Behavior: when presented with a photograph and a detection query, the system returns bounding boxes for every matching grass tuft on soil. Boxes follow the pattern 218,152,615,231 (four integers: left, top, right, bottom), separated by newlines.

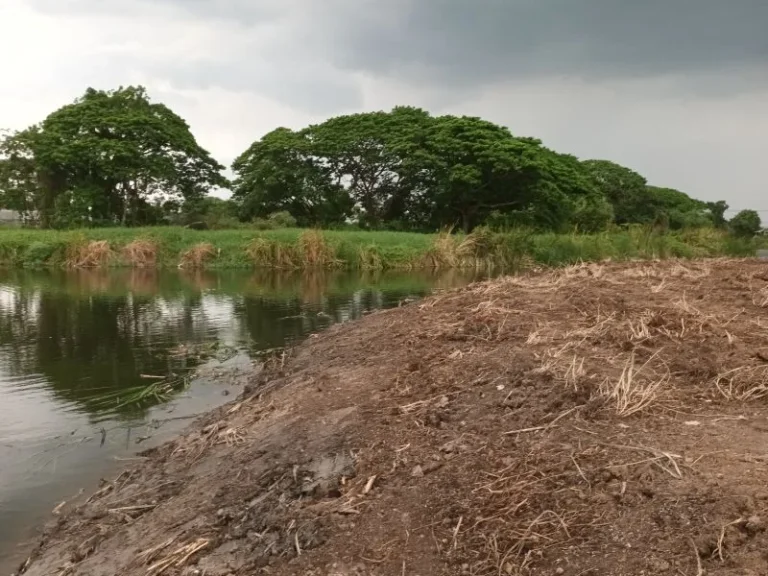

17,258,768,576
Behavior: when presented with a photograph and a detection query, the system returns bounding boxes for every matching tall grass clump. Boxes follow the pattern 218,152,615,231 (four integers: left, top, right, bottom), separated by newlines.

245,238,299,269
453,227,534,270
422,230,462,268
66,239,114,268
121,239,158,268
357,245,384,269
178,242,217,269
298,230,340,268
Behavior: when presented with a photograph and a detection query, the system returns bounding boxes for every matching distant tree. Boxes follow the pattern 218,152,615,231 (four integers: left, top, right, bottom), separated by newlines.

570,195,615,232
233,109,601,233
646,186,710,230
582,160,650,225
231,127,352,226
182,196,238,228
0,128,40,223
0,86,227,228
307,106,433,227
729,209,761,238
706,200,729,229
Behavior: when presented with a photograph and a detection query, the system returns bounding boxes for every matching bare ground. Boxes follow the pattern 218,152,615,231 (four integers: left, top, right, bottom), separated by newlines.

16,259,768,576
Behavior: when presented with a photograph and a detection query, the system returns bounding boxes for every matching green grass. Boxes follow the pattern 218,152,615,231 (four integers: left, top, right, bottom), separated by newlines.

0,225,762,270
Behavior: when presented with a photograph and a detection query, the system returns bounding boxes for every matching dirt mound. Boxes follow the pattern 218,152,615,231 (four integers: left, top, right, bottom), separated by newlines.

17,259,768,576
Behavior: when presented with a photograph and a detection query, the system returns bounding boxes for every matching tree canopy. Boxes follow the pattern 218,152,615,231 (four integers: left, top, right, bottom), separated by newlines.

232,108,608,232
729,209,762,238
0,86,227,227
1,89,739,233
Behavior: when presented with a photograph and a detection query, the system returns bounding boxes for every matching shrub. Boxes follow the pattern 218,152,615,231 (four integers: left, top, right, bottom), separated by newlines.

25,241,56,266
267,211,298,228
729,210,761,238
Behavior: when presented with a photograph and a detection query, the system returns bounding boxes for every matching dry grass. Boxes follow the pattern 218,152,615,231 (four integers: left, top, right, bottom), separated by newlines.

598,352,670,416
121,239,157,268
298,230,340,268
144,538,209,576
178,243,217,269
358,245,383,270
66,240,114,268
246,238,299,269
423,230,461,268
712,365,768,401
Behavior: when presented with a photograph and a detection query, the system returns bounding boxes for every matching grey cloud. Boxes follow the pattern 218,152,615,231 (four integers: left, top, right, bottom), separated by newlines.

27,0,282,23
41,0,767,87
154,59,364,115
26,0,768,110
314,0,768,88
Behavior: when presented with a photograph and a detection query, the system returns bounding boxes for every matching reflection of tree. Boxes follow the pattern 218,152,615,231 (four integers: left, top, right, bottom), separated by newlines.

0,267,488,422
0,288,214,421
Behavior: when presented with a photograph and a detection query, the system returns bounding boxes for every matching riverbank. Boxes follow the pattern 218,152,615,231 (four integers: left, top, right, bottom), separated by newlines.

16,258,768,575
0,226,759,270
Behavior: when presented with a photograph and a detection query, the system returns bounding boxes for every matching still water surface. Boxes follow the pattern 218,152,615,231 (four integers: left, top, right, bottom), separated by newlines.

0,267,490,572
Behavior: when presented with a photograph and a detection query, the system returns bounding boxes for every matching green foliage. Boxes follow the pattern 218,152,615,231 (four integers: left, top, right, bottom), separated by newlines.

0,226,761,271
231,127,352,226
570,195,615,233
582,159,649,225
267,211,298,228
251,211,300,230
0,86,227,228
707,201,729,228
0,90,753,238
729,209,762,238
24,241,57,267
233,108,601,234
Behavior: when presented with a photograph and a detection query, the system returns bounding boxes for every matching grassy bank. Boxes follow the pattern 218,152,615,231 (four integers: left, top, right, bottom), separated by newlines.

0,226,761,270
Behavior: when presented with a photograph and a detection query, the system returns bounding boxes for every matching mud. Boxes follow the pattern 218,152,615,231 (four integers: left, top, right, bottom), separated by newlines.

15,259,768,575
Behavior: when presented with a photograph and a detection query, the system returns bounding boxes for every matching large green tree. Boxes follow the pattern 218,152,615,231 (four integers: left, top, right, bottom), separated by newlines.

233,109,602,232
581,159,651,225
646,186,710,229
729,209,762,238
231,127,352,226
0,128,40,223
307,106,433,227
0,86,227,228
706,200,729,229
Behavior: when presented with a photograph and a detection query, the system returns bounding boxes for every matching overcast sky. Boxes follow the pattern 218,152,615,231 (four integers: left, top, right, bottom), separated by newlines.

1,0,766,213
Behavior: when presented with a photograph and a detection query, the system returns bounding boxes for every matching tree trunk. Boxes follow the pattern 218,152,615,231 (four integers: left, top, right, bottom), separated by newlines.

462,211,472,233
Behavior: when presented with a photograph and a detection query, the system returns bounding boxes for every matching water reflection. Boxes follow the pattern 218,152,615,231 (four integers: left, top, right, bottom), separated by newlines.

0,267,489,572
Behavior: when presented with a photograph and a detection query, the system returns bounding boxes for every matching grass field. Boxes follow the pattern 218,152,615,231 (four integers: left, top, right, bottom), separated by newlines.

0,226,760,270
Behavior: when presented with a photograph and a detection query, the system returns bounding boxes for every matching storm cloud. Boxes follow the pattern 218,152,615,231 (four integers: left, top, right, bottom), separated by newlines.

3,0,768,212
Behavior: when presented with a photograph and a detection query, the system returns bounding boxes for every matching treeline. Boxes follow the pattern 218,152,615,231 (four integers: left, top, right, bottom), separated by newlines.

0,86,760,236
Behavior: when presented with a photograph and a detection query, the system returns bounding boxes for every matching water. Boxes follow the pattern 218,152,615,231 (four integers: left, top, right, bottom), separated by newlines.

0,267,490,572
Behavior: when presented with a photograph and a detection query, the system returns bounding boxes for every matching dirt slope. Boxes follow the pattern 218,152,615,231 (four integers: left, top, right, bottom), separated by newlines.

17,259,768,576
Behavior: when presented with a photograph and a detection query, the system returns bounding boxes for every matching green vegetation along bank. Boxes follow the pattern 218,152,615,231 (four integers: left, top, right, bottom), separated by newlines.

1,85,762,239
0,226,762,270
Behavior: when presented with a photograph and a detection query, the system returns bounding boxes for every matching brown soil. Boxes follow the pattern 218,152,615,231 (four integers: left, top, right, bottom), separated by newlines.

16,259,768,576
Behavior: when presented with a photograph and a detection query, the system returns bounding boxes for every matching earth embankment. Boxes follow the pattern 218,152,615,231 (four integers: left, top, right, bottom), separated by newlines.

17,259,768,576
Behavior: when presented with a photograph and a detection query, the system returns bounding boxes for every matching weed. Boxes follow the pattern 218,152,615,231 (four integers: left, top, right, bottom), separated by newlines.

122,239,158,268
66,240,114,268
179,243,217,269
298,230,340,267
358,245,383,269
